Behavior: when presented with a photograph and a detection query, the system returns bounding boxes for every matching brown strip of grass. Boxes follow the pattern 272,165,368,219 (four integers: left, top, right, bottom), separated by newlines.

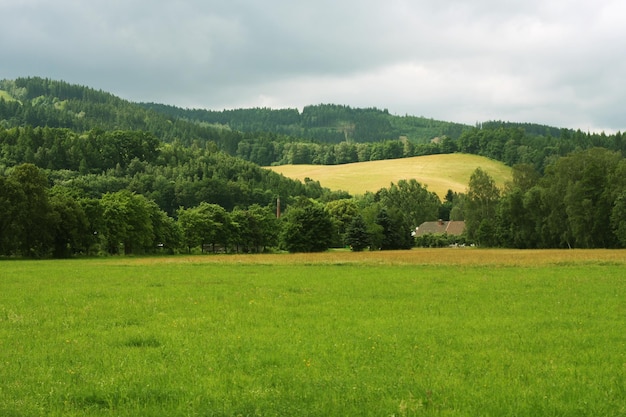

110,248,626,267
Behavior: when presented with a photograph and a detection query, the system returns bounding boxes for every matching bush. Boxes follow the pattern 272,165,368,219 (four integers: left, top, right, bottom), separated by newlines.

414,233,468,248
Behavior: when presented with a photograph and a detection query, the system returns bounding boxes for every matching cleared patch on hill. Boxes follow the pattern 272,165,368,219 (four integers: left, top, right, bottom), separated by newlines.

0,90,16,101
265,153,512,198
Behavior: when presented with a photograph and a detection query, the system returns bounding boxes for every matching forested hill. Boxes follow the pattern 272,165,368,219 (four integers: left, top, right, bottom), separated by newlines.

0,77,467,163
2,77,468,150
0,77,245,153
4,77,624,173
0,77,341,213
138,101,623,173
138,102,469,144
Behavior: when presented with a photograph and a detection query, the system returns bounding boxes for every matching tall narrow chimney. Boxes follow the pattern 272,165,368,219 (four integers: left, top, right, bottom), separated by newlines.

276,196,281,218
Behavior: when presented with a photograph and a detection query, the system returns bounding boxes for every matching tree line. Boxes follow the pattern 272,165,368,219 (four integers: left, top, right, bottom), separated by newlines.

0,126,338,215
456,124,626,173
0,162,445,257
0,163,281,257
139,102,467,144
235,135,447,166
463,148,626,249
5,145,625,259
424,148,626,249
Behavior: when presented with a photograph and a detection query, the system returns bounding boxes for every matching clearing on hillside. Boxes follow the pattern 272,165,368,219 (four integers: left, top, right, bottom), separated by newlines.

0,90,16,101
265,153,512,198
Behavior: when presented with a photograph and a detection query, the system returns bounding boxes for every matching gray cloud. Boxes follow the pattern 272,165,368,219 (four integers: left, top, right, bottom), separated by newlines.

1,0,624,132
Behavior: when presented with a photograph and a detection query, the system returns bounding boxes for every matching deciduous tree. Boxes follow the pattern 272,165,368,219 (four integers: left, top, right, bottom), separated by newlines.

8,164,55,256
280,198,332,252
465,168,500,246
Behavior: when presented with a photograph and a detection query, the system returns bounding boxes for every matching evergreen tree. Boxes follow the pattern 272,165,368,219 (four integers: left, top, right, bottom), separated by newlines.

344,214,371,251
376,207,413,250
611,191,626,247
0,174,25,255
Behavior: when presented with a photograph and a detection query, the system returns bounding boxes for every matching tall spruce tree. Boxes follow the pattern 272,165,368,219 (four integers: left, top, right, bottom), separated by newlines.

344,214,371,251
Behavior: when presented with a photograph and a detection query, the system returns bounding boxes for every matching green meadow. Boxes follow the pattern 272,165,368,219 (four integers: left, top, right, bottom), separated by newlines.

1,250,625,416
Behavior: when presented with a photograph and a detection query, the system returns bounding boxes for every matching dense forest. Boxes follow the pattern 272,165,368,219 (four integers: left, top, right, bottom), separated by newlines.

1,76,625,257
140,102,626,172
139,102,468,144
3,77,624,170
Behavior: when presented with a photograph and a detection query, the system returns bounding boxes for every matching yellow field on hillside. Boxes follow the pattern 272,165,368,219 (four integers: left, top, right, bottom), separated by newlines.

265,153,512,198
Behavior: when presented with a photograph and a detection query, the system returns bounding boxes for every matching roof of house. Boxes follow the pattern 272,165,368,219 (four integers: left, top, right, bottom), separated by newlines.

415,220,465,236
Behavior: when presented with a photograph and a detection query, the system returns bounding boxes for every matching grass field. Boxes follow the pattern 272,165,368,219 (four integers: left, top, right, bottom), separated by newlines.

1,249,625,416
264,154,512,198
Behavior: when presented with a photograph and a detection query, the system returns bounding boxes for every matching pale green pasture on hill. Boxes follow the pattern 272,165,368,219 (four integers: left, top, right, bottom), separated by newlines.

0,253,625,416
265,154,512,198
0,90,16,101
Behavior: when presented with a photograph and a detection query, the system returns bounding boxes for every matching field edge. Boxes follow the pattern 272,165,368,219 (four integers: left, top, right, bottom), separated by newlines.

86,248,626,267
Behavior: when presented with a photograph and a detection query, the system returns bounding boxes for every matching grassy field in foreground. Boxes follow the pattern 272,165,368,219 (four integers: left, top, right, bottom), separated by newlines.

265,154,512,198
1,249,625,416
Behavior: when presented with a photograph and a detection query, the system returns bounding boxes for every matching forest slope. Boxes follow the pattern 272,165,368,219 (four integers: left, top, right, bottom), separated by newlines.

265,153,512,198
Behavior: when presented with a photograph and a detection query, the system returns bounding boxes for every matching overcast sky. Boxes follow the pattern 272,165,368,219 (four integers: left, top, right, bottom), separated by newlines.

1,0,624,132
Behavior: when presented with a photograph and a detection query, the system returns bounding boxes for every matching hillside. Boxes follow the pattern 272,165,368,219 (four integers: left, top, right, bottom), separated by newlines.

0,77,243,152
0,90,15,101
265,153,512,198
0,78,338,216
140,102,469,144
5,77,622,174
2,77,625,256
